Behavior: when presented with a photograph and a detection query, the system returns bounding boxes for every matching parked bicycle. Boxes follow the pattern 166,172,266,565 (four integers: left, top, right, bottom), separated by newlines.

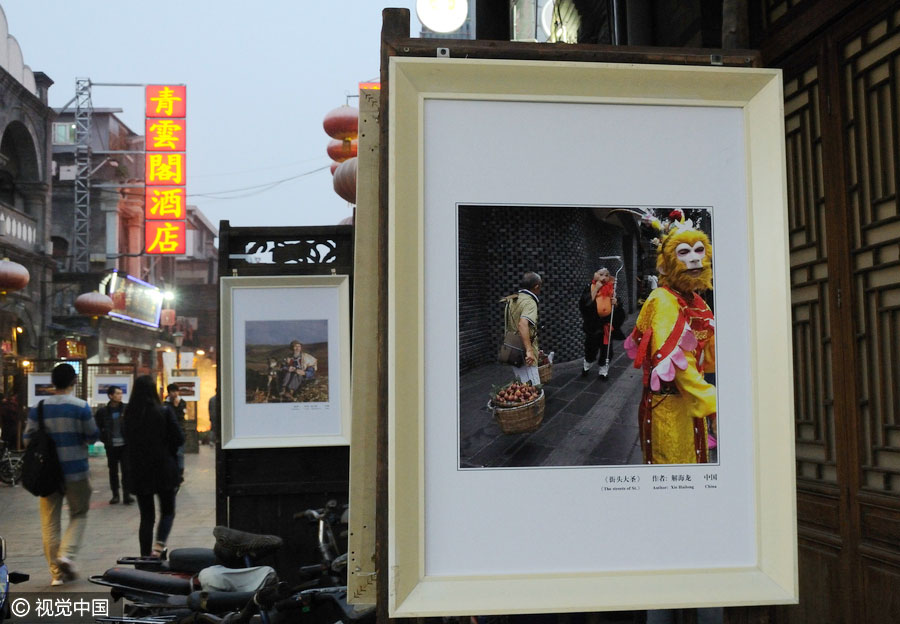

89,501,352,619
0,441,22,486
1,535,30,622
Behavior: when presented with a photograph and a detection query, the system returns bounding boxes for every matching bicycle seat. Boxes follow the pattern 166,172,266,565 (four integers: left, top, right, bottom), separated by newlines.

168,548,219,573
212,526,283,561
100,566,198,595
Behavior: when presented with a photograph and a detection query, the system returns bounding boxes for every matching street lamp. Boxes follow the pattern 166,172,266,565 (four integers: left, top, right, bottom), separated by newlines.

172,331,184,371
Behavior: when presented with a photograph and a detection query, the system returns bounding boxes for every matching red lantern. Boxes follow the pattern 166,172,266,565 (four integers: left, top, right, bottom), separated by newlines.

330,161,341,175
327,139,358,163
0,258,29,293
160,308,176,327
338,215,354,225
323,105,359,141
74,291,114,316
333,157,357,204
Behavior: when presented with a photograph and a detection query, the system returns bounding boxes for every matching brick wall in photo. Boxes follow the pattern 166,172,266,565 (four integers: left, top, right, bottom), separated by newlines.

458,205,638,374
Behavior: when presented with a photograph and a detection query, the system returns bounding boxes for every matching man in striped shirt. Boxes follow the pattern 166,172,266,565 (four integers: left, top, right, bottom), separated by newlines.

24,363,98,586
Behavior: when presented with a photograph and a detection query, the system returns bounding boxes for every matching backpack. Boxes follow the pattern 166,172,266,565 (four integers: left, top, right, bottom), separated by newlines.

21,401,66,497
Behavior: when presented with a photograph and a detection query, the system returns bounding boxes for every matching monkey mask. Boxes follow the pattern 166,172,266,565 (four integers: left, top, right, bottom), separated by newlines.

656,225,713,294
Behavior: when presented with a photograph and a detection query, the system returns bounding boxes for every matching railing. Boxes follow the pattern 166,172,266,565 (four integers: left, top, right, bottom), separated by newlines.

0,202,38,253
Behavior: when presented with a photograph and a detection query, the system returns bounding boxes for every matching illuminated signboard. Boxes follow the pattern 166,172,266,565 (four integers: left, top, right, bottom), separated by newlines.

145,187,186,220
145,153,186,185
145,118,185,151
145,221,187,255
145,85,186,118
57,339,88,359
101,271,164,328
145,84,187,255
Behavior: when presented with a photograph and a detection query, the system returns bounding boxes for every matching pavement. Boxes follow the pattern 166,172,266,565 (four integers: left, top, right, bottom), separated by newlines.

460,347,645,469
0,444,216,592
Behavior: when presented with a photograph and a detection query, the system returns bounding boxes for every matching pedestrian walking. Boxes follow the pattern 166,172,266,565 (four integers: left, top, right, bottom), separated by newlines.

164,383,186,484
125,375,185,557
0,391,20,450
23,363,99,586
94,385,133,505
207,388,219,446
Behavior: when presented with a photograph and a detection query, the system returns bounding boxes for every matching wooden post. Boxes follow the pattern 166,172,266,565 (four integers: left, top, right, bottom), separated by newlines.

377,11,410,622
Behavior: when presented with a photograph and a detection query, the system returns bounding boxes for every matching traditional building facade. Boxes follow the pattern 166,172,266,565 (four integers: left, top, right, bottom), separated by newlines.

0,6,54,398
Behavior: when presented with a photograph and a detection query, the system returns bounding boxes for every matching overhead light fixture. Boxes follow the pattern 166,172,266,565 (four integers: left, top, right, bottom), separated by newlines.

14,326,23,334
416,0,468,33
195,349,205,356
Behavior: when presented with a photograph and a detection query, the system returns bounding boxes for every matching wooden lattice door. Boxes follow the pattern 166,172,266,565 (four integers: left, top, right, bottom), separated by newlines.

767,3,900,623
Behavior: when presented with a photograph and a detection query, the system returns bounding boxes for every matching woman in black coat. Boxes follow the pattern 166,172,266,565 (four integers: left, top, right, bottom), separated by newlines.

124,375,185,556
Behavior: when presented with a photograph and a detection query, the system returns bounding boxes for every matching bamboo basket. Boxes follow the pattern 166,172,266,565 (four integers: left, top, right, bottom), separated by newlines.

489,390,545,434
538,362,553,384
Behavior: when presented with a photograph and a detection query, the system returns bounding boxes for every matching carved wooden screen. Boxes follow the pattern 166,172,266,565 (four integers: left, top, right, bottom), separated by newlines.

842,9,900,496
772,54,850,624
839,12,900,622
785,64,840,486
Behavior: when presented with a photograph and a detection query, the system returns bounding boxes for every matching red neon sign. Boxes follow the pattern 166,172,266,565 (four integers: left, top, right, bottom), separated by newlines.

145,187,186,220
145,221,187,255
146,153,186,186
145,84,187,255
145,118,186,152
145,85,186,118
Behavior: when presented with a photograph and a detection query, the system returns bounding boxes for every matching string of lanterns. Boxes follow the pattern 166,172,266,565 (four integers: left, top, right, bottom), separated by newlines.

323,104,359,205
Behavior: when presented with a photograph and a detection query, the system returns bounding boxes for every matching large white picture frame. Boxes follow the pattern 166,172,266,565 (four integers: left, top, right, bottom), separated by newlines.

93,374,133,405
220,275,351,449
26,373,54,408
388,58,796,615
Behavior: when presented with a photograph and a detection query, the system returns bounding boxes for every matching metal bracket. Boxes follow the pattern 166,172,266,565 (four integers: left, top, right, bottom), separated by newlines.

437,47,450,58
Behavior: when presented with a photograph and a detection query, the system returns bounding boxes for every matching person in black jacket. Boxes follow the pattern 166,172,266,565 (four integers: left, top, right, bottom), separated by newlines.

94,386,133,505
124,375,185,557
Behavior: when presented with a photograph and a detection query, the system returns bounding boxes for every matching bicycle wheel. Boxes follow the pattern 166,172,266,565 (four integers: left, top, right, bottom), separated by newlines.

0,459,14,484
10,457,22,485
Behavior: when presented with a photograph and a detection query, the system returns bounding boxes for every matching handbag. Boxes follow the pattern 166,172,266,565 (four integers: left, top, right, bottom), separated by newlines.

21,401,66,497
497,300,526,366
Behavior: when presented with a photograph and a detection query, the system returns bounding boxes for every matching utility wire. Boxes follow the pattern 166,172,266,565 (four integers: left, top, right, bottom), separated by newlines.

191,156,328,179
188,164,330,200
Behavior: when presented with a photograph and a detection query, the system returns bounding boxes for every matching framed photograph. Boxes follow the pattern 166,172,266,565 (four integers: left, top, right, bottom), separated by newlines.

27,373,54,407
93,374,133,405
168,376,200,401
220,275,351,448
388,58,796,615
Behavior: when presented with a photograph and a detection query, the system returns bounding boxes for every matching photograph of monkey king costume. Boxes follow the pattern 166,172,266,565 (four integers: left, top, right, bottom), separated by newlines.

625,211,716,464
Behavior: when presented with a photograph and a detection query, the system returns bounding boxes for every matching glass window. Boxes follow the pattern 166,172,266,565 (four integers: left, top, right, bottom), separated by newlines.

53,122,77,144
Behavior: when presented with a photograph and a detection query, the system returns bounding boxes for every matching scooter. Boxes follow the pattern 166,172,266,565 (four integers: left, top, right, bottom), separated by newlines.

0,535,29,622
89,502,348,618
95,582,374,624
597,254,624,379
89,526,284,613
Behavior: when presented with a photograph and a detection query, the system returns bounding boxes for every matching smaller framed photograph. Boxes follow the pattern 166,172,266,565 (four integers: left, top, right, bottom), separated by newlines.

220,274,351,448
27,373,54,407
94,374,133,405
168,376,200,401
